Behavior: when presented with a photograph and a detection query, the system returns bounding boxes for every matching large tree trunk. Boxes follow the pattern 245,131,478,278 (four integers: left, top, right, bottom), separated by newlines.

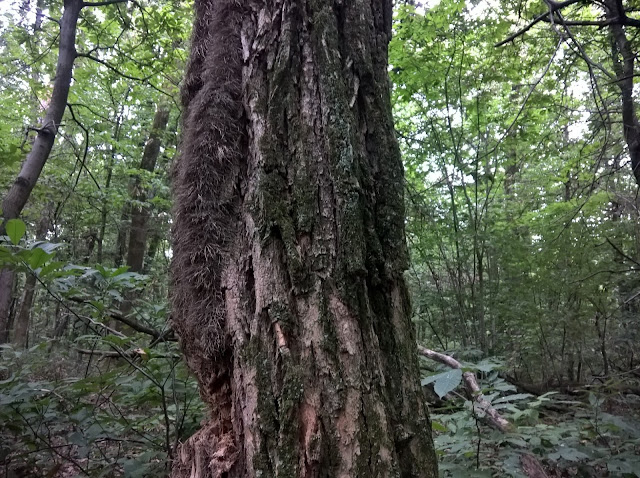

170,1,438,477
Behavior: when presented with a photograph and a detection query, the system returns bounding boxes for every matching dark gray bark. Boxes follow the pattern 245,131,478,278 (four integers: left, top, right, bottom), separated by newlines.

1,0,82,223
606,0,640,185
125,105,170,273
171,1,438,477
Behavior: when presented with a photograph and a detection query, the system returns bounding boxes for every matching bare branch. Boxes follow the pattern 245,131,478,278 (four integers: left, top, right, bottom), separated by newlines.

496,0,587,47
76,52,152,82
82,0,127,7
68,295,176,341
75,52,174,99
418,346,513,432
605,236,640,267
76,348,179,359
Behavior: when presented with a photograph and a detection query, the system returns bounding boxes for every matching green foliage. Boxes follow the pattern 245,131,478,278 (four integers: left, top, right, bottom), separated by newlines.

2,0,640,475
6,219,26,245
0,342,204,476
423,368,464,398
425,359,640,477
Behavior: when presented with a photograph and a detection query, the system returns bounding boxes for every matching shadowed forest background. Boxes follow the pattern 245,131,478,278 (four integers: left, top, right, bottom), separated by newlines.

1,0,640,476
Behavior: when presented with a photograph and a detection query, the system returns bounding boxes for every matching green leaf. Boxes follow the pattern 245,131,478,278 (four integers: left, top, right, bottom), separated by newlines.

432,420,447,432
493,393,532,404
6,219,26,245
39,261,64,278
30,241,64,254
27,248,53,270
548,446,589,462
434,369,462,398
474,359,503,373
423,369,463,398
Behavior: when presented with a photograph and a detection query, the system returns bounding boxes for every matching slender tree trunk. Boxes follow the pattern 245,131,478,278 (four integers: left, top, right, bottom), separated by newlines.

171,1,438,477
97,98,127,264
125,105,170,273
607,0,640,185
0,270,15,344
1,0,81,222
13,207,51,348
143,225,161,274
0,0,82,344
119,105,170,321
114,206,130,268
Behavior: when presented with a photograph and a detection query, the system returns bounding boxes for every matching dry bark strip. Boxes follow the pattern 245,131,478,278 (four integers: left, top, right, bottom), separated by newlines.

520,453,550,478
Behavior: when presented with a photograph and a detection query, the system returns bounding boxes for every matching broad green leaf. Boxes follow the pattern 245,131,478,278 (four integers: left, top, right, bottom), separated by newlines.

548,447,589,462
26,248,53,270
423,369,463,398
6,219,26,245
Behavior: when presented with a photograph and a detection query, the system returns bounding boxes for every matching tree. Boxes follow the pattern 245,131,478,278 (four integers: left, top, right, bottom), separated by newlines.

0,0,115,342
0,0,82,342
170,0,438,476
497,0,640,185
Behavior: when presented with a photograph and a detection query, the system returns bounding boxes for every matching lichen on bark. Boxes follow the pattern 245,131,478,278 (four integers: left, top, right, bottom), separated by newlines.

170,0,438,477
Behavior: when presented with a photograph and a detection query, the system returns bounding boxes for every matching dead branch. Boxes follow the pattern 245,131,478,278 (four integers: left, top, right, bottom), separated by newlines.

418,346,512,432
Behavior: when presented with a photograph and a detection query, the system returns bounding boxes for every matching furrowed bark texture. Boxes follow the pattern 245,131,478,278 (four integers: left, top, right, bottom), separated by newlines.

171,1,438,477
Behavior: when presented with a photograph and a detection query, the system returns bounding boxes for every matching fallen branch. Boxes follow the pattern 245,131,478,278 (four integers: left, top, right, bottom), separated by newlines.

68,295,175,341
417,346,512,432
520,453,550,478
76,347,179,359
417,347,554,476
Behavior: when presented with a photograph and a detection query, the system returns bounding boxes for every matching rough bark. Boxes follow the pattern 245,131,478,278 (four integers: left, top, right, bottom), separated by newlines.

170,1,438,477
